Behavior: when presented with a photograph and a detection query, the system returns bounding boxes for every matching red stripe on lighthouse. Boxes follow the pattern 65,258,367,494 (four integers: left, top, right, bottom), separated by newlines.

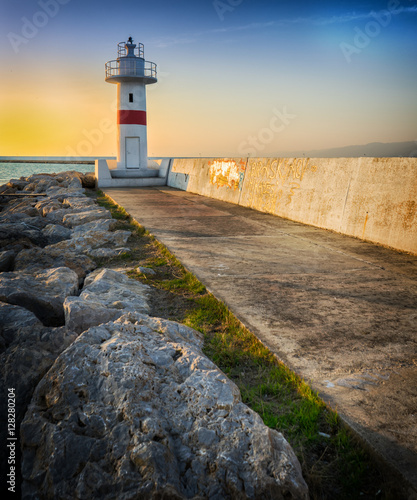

118,110,147,125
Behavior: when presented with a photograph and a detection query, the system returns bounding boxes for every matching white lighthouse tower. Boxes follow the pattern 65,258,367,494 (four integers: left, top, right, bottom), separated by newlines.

95,37,169,187
106,37,157,174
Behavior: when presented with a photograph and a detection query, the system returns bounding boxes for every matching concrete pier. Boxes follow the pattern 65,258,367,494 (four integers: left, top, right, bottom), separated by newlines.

104,185,417,496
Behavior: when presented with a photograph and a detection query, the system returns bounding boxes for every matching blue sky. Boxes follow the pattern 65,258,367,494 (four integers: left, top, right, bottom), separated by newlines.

1,0,416,156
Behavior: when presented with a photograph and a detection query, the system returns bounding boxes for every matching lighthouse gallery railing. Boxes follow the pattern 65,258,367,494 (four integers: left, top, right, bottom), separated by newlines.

105,60,157,80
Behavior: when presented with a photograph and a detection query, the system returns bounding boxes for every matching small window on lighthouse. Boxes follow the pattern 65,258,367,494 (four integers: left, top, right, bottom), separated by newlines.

129,93,134,103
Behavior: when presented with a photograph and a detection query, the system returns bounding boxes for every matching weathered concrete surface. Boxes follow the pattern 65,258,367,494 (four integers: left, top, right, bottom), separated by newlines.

167,157,417,254
105,186,417,497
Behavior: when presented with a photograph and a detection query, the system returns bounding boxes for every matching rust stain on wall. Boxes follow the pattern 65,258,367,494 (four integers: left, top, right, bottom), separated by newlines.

208,159,246,190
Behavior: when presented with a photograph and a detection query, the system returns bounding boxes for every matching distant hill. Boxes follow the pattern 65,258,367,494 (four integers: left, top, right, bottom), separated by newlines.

278,141,417,158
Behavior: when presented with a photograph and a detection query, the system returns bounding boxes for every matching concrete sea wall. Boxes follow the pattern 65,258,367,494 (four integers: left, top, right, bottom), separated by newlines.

167,157,417,255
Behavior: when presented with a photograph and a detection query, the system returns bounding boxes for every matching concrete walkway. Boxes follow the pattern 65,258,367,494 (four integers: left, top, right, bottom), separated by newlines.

104,186,417,496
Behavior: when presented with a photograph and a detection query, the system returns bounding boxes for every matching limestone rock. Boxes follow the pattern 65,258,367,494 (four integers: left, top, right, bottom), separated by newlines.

82,268,149,310
35,198,64,217
71,218,117,235
81,171,96,188
0,250,15,272
62,207,112,227
137,266,157,276
14,246,96,281
62,196,96,209
63,296,123,334
0,303,77,478
41,224,72,245
64,268,149,333
6,178,28,190
45,185,85,198
0,211,48,229
0,198,40,217
87,247,131,259
21,313,308,499
47,230,131,254
0,267,79,326
0,222,47,248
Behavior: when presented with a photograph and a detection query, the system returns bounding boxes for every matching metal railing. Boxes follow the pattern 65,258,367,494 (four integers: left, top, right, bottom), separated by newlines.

105,60,157,80
117,41,144,59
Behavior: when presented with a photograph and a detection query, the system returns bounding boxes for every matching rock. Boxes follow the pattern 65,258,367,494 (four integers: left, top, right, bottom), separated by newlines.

81,268,149,311
0,222,48,248
63,296,122,334
21,313,308,499
47,230,131,254
41,224,72,245
0,250,15,272
0,267,79,326
71,218,117,235
137,266,157,276
1,198,40,217
7,179,28,190
14,246,96,281
0,212,48,229
0,303,77,478
43,207,72,224
63,268,150,333
32,178,59,193
81,172,96,188
0,184,17,195
87,247,131,259
62,207,112,227
62,196,96,209
45,185,85,198
35,198,63,216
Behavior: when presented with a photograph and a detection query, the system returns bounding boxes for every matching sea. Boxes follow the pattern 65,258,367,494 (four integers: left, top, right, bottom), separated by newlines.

0,161,95,186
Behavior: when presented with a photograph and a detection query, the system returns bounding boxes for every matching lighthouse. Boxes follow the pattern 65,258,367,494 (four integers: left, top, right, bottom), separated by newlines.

105,37,157,175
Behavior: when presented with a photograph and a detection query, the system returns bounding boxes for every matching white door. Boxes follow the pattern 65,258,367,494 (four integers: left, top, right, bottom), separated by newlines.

126,137,140,168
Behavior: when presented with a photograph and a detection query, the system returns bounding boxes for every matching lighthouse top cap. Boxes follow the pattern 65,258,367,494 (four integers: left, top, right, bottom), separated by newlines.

117,37,144,59
105,37,157,84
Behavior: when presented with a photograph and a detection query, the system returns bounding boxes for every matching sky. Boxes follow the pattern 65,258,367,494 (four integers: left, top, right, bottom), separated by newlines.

0,0,416,158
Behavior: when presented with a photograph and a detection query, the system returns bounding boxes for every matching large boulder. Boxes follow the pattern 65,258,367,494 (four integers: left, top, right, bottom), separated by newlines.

21,313,308,499
0,267,79,326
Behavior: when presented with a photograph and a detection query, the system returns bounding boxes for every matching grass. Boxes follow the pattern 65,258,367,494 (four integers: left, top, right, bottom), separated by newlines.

93,189,403,500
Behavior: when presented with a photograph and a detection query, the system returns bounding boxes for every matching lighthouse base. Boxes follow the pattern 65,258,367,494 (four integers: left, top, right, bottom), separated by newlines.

95,159,171,188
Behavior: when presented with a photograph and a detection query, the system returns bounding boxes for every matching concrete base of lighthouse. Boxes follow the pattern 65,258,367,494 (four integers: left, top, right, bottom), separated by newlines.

95,158,171,188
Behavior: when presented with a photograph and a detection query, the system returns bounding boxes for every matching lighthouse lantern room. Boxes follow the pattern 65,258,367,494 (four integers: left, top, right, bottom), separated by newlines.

105,37,157,174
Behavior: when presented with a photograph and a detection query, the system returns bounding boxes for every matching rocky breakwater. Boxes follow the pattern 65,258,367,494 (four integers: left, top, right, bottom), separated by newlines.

0,172,309,499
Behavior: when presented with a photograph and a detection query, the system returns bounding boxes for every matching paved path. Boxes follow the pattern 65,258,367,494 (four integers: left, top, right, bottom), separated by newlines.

104,186,417,495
